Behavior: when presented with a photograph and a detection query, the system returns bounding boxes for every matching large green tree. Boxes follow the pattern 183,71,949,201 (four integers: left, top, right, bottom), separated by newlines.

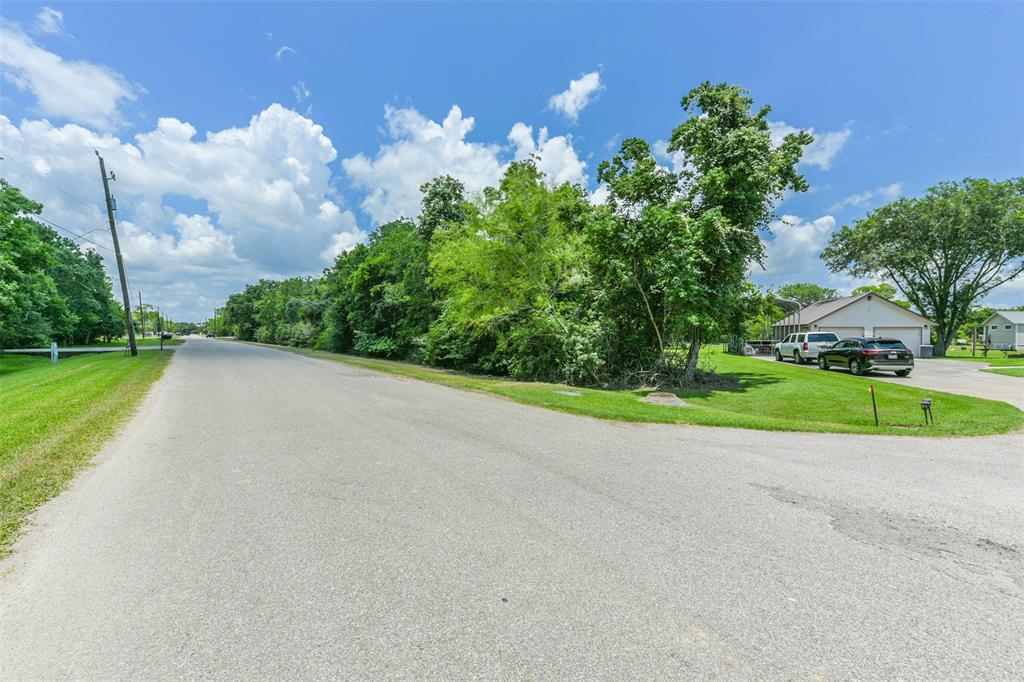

591,138,695,376
430,161,598,382
822,178,1024,356
0,180,74,348
667,82,812,377
850,283,910,309
777,282,838,307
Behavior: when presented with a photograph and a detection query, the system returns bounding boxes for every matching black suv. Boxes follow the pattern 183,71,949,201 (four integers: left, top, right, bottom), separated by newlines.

817,337,914,377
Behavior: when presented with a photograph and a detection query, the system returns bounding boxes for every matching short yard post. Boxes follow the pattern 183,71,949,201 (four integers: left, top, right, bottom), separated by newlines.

50,341,58,365
869,385,879,427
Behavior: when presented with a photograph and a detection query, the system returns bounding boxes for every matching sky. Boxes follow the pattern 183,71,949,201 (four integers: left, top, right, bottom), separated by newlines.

1,1,1022,321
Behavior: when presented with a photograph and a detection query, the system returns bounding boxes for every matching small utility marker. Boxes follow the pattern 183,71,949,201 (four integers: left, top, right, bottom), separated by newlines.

869,385,879,427
920,398,934,425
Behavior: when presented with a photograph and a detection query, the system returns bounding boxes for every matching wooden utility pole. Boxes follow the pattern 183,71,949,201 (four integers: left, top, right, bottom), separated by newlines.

138,291,145,338
97,152,137,356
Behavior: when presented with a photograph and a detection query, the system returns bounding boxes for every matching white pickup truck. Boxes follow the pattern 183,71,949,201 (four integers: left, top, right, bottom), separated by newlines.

774,332,841,363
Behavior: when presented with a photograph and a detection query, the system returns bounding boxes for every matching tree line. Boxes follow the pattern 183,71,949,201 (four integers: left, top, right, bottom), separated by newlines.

220,82,811,386
1,180,125,348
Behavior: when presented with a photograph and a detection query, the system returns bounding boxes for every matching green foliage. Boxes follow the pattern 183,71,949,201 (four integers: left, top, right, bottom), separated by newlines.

219,82,814,387
851,283,910,308
0,180,124,348
417,175,472,242
823,177,1024,356
430,161,601,382
345,219,432,358
778,282,838,307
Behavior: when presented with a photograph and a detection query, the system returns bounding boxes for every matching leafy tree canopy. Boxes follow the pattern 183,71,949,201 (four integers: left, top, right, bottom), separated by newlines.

822,177,1024,356
777,282,838,307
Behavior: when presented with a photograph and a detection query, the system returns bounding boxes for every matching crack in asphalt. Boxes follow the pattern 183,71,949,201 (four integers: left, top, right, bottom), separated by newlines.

753,484,1024,599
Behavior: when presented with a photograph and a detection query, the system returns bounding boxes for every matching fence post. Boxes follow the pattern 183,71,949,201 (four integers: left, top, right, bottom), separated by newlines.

50,341,58,365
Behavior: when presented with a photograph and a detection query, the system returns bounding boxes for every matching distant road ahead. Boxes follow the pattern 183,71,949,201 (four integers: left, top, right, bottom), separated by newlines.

2,338,1021,679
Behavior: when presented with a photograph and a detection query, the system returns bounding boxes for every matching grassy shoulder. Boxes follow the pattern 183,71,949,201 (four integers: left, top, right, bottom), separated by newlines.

941,348,1024,366
238,341,1023,438
0,351,171,557
982,366,1024,378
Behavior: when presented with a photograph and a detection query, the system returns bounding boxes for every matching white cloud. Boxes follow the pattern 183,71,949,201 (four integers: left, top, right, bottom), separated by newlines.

34,7,66,35
508,122,587,187
0,25,139,129
274,46,297,61
292,80,312,114
828,182,903,212
342,105,590,224
768,121,853,170
548,71,603,123
755,214,868,293
0,104,363,318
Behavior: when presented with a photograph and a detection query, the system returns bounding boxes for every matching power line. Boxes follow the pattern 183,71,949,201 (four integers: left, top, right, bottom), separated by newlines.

0,149,98,211
33,213,116,254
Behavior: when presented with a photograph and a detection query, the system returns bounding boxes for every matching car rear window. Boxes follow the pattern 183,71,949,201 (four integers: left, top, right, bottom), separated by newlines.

808,333,838,342
865,340,907,349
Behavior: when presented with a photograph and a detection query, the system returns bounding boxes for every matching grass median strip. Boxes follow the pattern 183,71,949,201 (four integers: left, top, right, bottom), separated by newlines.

0,351,171,557
238,341,1023,438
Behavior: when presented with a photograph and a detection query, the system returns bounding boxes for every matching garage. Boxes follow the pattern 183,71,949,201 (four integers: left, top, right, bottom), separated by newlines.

819,326,864,339
773,292,933,355
875,327,923,356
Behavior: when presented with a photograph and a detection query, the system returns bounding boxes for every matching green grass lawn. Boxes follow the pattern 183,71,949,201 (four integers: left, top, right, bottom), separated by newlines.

981,366,1024,378
241,342,1023,438
941,347,1024,366
0,352,170,557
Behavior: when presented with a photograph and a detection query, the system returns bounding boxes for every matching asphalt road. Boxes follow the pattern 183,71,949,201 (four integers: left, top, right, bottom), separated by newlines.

2,338,1022,680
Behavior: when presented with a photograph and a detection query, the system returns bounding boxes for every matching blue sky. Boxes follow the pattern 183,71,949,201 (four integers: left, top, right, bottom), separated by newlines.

1,1,1021,320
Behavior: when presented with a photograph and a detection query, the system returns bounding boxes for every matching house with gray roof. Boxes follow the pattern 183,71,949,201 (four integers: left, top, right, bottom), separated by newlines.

979,310,1024,349
773,292,934,356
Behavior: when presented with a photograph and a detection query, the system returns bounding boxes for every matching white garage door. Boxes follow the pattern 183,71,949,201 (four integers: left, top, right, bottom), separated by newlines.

875,327,922,356
819,326,864,340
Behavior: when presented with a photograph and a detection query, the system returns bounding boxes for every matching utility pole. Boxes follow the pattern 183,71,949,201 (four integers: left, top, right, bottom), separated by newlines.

97,152,137,356
138,291,145,339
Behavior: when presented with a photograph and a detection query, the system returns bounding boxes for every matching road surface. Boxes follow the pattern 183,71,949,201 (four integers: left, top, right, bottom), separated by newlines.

2,338,1022,679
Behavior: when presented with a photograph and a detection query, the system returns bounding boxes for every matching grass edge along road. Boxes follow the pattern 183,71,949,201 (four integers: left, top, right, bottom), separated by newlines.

982,366,1024,378
0,352,171,558
236,341,1023,438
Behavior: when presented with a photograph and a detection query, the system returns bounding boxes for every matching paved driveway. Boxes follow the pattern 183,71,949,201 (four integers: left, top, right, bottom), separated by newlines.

2,338,1022,679
759,354,1024,409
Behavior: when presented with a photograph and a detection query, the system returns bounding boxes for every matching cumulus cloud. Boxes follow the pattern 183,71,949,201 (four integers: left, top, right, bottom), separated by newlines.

507,122,587,187
343,105,590,224
274,45,297,61
828,182,903,212
342,105,504,224
548,71,603,123
0,104,363,318
768,121,852,170
755,214,867,292
0,25,139,129
34,7,66,35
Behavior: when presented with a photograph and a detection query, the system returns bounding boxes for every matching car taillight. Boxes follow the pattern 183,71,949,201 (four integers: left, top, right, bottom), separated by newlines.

803,341,809,351
863,349,882,354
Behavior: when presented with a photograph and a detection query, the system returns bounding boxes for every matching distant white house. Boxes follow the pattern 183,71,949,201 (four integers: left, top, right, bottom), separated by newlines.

980,310,1024,350
773,292,933,356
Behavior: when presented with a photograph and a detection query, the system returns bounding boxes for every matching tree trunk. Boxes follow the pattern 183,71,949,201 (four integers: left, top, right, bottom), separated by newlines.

684,328,701,381
933,328,952,357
